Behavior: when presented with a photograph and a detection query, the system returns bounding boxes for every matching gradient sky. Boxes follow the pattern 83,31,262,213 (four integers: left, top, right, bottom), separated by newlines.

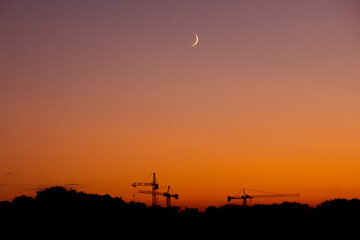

1,0,360,210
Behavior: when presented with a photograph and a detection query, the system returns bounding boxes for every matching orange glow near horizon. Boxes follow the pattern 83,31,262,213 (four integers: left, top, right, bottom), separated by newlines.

1,1,360,210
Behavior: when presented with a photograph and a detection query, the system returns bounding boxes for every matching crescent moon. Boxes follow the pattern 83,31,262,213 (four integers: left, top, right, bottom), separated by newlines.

191,33,199,47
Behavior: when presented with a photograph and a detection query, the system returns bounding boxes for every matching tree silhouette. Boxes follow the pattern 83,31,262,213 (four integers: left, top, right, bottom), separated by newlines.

1,186,359,235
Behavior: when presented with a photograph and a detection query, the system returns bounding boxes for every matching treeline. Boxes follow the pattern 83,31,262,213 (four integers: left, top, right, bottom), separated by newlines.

1,186,359,231
0,186,171,222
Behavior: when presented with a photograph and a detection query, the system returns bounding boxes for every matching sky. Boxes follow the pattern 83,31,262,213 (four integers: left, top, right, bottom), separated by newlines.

1,0,360,210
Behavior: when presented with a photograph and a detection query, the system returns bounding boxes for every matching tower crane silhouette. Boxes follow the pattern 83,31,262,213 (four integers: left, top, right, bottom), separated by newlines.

132,172,159,206
138,185,178,208
227,188,299,207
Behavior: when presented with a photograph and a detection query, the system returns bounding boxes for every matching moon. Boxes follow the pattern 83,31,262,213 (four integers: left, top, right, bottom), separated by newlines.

191,33,199,47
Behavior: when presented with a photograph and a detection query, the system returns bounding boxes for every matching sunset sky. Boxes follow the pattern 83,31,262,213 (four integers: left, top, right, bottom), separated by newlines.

1,0,360,210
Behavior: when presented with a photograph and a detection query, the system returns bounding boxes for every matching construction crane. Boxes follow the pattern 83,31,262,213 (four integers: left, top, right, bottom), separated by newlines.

132,172,159,206
138,186,178,208
227,188,300,207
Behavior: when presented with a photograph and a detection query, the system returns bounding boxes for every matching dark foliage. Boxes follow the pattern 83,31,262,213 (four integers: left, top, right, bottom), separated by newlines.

1,187,359,236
